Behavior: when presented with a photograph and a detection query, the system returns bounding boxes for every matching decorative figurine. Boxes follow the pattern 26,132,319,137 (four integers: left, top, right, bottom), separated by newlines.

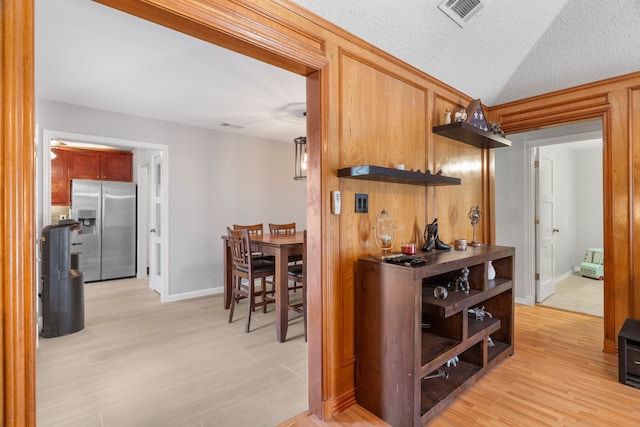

434,286,448,299
454,267,470,293
446,355,459,368
422,218,451,252
489,121,506,138
468,306,493,321
423,370,449,380
444,109,452,124
468,205,483,247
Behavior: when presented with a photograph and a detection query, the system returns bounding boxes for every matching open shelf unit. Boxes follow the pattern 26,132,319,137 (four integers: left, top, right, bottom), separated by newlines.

433,122,511,149
337,165,460,186
355,246,515,426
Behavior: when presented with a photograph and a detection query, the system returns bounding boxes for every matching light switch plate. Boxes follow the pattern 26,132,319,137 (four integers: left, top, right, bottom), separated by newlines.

355,193,368,213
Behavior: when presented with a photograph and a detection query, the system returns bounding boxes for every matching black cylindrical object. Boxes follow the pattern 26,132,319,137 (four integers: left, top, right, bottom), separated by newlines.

41,220,85,338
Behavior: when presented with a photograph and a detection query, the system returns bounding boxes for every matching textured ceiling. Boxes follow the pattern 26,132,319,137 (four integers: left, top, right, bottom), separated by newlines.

35,0,640,143
294,0,640,106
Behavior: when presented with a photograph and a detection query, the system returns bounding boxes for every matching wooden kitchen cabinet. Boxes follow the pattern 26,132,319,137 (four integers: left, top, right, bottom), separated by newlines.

51,149,70,206
68,150,132,181
101,151,133,181
51,147,133,206
68,150,102,180
355,246,515,426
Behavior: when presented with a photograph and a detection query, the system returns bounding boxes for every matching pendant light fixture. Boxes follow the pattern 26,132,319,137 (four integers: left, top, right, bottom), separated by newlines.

294,136,307,180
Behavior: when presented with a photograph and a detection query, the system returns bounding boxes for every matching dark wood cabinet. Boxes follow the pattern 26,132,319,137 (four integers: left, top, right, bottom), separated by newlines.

355,246,515,426
50,149,70,206
618,318,640,388
51,147,133,206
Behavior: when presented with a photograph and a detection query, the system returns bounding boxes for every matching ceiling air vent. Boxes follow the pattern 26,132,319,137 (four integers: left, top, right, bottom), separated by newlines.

438,0,487,28
218,122,244,129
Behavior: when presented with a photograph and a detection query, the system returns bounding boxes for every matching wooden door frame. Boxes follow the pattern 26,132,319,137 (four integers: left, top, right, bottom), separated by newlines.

491,103,618,353
2,0,328,424
2,1,36,425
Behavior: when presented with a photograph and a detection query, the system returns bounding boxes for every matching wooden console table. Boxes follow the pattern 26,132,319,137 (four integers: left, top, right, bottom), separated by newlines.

355,245,515,426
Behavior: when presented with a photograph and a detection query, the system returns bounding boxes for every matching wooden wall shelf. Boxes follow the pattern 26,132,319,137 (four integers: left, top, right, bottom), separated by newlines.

433,122,511,149
337,165,460,186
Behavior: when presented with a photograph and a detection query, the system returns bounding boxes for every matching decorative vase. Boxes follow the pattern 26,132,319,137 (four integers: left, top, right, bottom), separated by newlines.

487,261,496,280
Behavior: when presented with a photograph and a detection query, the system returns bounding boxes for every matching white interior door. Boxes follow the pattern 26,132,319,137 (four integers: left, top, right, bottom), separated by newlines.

137,163,150,282
149,152,164,295
536,150,556,302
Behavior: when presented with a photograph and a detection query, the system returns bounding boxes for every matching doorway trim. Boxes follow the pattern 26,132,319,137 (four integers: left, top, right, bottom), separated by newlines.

41,130,169,303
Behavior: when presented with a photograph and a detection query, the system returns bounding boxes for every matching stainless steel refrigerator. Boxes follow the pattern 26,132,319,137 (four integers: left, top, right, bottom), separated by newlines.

70,179,136,282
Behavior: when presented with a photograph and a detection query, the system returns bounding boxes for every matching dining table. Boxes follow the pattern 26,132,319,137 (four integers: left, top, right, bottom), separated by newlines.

221,231,304,342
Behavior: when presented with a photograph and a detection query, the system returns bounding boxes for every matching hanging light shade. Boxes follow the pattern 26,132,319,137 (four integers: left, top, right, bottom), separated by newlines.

294,136,307,180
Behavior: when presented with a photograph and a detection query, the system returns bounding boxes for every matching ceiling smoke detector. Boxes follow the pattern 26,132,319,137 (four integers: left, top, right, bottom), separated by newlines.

438,0,488,28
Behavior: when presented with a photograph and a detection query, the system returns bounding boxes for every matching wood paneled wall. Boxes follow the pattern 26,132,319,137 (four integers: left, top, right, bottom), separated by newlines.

489,71,640,354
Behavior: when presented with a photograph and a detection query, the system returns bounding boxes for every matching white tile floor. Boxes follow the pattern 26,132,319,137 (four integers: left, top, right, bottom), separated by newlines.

36,278,308,427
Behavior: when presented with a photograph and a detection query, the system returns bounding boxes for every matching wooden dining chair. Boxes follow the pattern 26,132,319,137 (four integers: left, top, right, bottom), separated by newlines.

227,227,276,333
233,223,275,262
269,222,303,264
268,222,296,235
287,230,307,341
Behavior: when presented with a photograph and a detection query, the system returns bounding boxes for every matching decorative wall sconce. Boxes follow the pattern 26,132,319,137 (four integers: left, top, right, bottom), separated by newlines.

294,136,307,180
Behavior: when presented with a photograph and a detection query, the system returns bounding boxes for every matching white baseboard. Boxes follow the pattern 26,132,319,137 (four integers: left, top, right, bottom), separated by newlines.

165,286,223,302
515,296,534,306
556,269,574,282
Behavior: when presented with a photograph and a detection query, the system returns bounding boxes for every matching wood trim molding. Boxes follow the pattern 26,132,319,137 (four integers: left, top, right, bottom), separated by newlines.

490,72,640,355
324,388,356,419
1,1,36,426
495,93,610,134
94,0,327,75
629,86,640,318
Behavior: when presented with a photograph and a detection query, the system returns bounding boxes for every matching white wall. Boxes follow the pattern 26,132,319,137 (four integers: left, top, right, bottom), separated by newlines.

495,133,530,303
573,148,604,265
36,99,307,299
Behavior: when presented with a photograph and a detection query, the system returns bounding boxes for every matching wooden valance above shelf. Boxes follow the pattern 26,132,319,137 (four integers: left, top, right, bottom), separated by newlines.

337,165,460,186
433,122,511,149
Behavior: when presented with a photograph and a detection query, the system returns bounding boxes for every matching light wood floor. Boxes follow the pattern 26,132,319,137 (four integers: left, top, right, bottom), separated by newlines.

284,306,640,427
38,279,640,427
36,278,308,426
